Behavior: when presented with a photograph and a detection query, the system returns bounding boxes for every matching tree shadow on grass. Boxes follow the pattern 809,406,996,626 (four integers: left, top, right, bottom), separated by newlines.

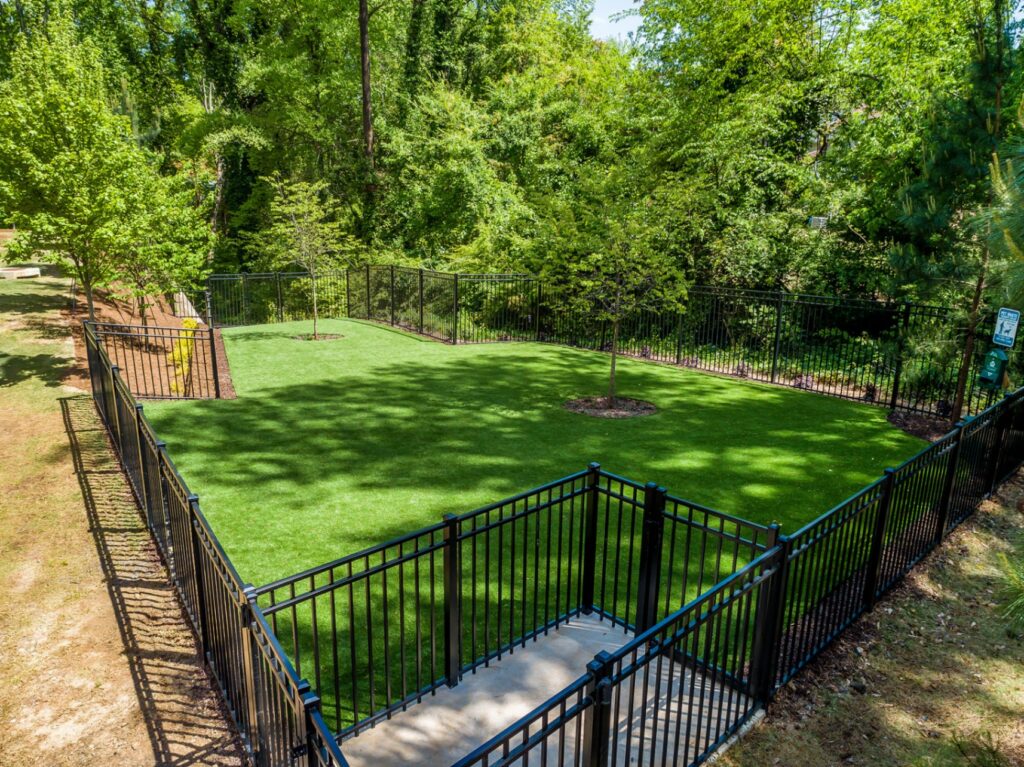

60,395,245,766
143,338,923,585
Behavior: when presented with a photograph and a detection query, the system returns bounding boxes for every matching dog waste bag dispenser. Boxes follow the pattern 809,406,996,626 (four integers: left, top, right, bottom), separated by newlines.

980,348,1009,389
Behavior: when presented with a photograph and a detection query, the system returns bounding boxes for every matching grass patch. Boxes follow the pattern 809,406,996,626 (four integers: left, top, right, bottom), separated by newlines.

145,318,924,587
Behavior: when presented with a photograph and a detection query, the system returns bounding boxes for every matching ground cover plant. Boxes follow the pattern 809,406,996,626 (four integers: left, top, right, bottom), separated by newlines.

145,318,924,588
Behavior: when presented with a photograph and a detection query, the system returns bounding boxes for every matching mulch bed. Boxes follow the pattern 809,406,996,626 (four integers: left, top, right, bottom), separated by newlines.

564,396,657,418
212,328,237,399
887,410,953,442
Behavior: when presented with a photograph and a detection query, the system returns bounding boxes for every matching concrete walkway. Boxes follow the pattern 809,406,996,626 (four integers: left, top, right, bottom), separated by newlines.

341,615,626,766
340,615,751,767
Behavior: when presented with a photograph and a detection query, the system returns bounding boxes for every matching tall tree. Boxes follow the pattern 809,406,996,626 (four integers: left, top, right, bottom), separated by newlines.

0,9,208,319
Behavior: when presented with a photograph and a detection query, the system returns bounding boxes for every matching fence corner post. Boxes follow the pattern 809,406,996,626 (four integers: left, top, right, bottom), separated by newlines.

634,482,667,634
748,526,786,705
863,468,896,611
581,462,601,615
205,307,221,399
238,583,262,757
442,513,461,687
581,650,613,767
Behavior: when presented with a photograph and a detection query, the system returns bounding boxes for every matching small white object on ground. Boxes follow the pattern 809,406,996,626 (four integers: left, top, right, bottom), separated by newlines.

0,266,41,279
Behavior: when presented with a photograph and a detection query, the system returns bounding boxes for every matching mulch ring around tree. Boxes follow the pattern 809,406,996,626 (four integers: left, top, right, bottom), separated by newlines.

291,333,343,341
564,396,657,418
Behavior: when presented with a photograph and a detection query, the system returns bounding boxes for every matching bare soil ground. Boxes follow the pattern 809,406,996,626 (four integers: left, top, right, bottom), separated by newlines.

719,478,1024,767
564,395,658,418
0,267,243,766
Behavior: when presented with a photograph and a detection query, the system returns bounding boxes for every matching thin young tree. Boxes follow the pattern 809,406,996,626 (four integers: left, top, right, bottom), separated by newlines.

257,175,359,339
547,168,688,408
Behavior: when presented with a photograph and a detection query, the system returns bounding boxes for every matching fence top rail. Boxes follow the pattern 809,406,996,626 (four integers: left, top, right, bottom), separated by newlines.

664,492,773,538
92,320,207,334
454,469,590,525
253,519,448,596
201,268,957,314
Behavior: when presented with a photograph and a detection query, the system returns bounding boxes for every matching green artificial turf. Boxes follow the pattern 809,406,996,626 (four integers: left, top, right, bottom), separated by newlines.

145,318,925,587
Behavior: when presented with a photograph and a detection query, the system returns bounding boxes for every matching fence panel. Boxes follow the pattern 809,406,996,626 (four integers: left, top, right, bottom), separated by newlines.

773,480,885,687
255,524,449,740
456,275,538,343
457,471,592,671
94,322,218,399
602,552,777,767
875,435,957,594
86,321,351,767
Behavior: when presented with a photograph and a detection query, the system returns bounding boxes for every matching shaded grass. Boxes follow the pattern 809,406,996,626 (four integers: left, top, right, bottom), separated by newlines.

144,318,924,587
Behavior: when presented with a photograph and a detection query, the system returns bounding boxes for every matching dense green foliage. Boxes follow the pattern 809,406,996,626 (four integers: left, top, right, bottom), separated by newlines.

145,318,923,584
1,0,1022,318
0,9,210,320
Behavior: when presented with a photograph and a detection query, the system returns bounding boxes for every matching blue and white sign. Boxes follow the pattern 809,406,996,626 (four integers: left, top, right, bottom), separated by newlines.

994,307,1021,348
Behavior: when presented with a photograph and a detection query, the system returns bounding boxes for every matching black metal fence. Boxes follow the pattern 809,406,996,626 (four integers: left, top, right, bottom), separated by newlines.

251,465,773,742
84,322,348,767
85,310,1024,767
93,321,221,399
189,267,1006,418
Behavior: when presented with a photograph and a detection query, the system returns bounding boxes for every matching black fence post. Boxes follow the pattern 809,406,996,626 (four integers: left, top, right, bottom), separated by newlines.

452,273,460,344
748,531,787,705
862,468,897,611
241,273,250,326
889,302,912,410
535,280,542,342
205,291,221,400
581,651,613,767
300,683,321,765
581,463,601,615
934,421,965,545
188,494,210,658
390,264,396,327
345,269,352,319
634,482,667,633
674,311,685,365
134,404,150,515
365,264,371,319
985,396,1013,495
418,269,425,332
238,584,262,758
770,291,784,383
276,272,284,323
443,513,461,687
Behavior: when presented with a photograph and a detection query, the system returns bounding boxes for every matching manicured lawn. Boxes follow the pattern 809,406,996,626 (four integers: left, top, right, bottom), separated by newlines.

145,318,925,587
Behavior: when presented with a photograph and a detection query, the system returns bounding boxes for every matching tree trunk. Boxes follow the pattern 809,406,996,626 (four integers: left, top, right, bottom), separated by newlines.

359,0,375,170
84,280,96,322
401,0,427,121
607,317,620,408
951,251,989,422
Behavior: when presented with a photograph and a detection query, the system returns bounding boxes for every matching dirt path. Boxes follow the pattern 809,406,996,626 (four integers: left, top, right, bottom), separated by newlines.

0,268,243,766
